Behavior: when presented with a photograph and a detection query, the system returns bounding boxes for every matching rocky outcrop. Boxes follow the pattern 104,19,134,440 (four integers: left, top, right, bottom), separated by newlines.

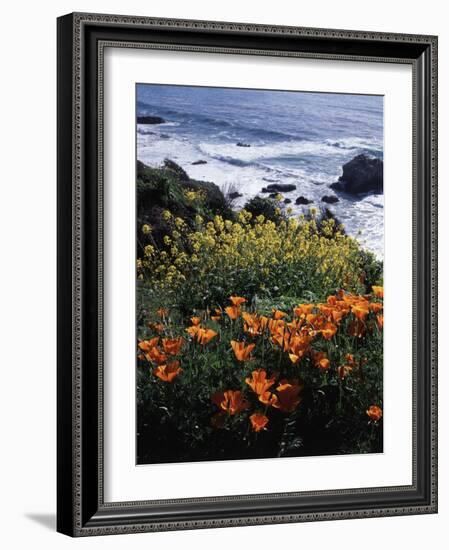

261,183,297,194
331,154,383,195
321,195,339,204
236,142,251,147
191,160,208,165
296,196,313,205
137,159,230,249
137,115,166,124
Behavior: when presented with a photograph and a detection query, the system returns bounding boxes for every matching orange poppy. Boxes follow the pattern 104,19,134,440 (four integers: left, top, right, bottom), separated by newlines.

225,305,240,320
366,405,383,422
331,309,345,324
148,322,164,333
273,381,302,413
272,309,287,320
327,295,337,306
138,337,159,352
242,312,263,336
230,340,255,361
320,322,337,340
145,346,168,365
376,314,384,330
250,413,269,432
245,370,276,395
338,365,352,379
190,316,201,326
229,296,246,307
156,307,168,318
311,350,330,371
211,308,222,322
196,328,218,345
318,304,334,318
162,337,184,356
369,302,383,313
351,304,370,321
153,360,182,382
372,286,384,299
293,304,315,317
211,390,248,415
259,391,279,407
186,325,200,338
271,327,291,351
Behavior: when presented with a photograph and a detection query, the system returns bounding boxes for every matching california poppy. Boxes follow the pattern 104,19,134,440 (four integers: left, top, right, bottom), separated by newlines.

320,322,337,340
351,304,370,321
186,324,200,338
211,390,248,416
370,302,383,314
273,381,302,413
293,304,315,317
250,413,269,432
366,405,383,422
153,360,182,382
337,365,352,379
196,328,218,345
229,296,246,307
311,350,330,371
259,391,278,407
245,370,276,395
145,346,168,365
272,309,287,320
225,305,240,320
372,286,384,299
138,337,159,352
162,337,184,356
376,314,384,330
156,307,169,318
190,316,201,326
230,340,255,361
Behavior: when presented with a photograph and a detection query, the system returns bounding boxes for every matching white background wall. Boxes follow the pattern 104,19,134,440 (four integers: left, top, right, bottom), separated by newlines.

0,1,446,548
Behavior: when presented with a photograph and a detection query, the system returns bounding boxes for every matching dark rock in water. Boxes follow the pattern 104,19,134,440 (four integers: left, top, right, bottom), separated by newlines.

321,195,339,204
261,183,297,193
236,142,251,147
191,160,208,165
284,198,292,204
269,193,277,199
137,115,166,124
331,154,383,195
296,196,313,205
228,191,243,200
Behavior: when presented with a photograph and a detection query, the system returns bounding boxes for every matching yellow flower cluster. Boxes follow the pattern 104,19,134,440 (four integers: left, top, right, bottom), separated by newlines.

138,210,363,295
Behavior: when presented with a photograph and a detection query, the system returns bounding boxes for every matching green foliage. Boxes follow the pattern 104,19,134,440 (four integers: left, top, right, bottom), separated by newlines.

243,195,284,224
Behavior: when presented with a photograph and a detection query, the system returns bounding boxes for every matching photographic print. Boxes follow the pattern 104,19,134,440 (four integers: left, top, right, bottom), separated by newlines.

136,84,384,465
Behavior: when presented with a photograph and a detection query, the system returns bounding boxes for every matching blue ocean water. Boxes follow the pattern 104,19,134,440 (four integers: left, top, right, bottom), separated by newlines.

136,84,384,257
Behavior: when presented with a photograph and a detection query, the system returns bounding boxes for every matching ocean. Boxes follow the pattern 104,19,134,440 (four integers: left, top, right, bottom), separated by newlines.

136,84,384,258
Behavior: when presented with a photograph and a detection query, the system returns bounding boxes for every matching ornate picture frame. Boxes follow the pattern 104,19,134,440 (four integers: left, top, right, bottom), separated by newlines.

57,12,437,536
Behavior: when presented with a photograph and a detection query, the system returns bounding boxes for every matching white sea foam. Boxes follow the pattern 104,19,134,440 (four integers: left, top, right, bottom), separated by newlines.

137,129,384,259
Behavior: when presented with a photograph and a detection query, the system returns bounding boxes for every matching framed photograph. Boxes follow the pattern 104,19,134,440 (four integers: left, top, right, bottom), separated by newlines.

57,12,438,536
